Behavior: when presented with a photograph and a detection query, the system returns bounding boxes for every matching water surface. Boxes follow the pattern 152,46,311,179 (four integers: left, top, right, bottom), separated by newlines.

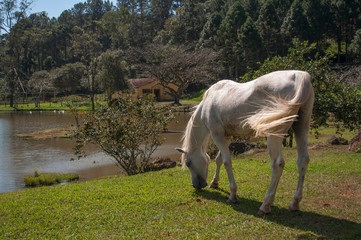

0,111,189,193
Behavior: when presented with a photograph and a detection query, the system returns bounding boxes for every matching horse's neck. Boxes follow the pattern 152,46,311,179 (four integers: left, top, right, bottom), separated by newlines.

184,110,209,154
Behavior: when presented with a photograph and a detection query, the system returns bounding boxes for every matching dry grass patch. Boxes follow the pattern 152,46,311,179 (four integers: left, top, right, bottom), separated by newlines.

16,127,73,139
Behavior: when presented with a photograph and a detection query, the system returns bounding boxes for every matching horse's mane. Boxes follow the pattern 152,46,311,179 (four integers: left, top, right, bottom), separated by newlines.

180,109,196,168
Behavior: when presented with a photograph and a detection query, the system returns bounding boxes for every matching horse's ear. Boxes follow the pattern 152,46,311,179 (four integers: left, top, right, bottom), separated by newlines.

175,147,186,154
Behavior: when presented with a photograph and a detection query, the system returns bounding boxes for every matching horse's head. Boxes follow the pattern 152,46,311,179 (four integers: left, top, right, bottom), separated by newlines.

176,148,210,189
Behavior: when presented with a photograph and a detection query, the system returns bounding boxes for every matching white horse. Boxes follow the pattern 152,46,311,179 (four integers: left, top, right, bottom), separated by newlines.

176,70,314,214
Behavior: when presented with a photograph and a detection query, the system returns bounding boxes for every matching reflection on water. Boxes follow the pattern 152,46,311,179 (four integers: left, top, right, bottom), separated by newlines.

0,111,190,193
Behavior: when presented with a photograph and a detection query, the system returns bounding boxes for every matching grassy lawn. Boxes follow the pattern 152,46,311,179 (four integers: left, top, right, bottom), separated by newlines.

1,128,361,239
0,99,196,112
0,101,90,111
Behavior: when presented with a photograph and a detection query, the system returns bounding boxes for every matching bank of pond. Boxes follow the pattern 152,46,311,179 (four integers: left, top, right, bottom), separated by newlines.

0,111,190,193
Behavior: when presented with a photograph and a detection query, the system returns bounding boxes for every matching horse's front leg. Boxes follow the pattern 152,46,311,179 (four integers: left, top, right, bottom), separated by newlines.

210,151,222,188
224,157,238,203
211,133,237,203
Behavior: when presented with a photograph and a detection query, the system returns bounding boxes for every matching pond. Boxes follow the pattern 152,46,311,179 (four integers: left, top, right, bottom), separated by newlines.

0,111,189,193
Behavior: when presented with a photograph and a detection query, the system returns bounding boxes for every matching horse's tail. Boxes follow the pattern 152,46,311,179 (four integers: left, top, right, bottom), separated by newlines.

244,71,313,138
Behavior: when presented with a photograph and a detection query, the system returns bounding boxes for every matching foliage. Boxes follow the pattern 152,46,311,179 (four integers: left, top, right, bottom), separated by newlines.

27,70,53,101
241,40,361,132
215,1,247,78
281,0,311,43
130,43,221,104
1,128,361,238
237,16,265,71
0,0,32,34
256,0,283,57
73,96,174,175
50,62,86,94
97,49,129,103
155,1,207,45
350,29,361,59
99,10,130,49
1,0,361,102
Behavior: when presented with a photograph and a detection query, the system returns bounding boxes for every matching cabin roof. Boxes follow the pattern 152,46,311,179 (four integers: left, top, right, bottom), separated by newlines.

129,78,155,88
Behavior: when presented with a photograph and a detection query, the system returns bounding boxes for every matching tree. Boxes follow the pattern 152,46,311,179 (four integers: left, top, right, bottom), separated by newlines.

329,0,357,62
99,10,130,49
303,0,330,44
0,0,33,34
2,18,29,107
28,70,53,105
237,16,265,71
149,0,174,33
155,0,207,45
281,0,311,45
198,12,223,48
0,0,32,107
216,1,247,78
73,96,174,175
131,44,221,105
51,62,85,94
243,0,260,21
350,29,361,59
256,0,283,57
71,26,102,110
97,49,130,104
126,0,152,46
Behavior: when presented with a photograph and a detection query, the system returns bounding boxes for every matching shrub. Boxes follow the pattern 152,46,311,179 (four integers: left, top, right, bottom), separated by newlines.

73,96,174,175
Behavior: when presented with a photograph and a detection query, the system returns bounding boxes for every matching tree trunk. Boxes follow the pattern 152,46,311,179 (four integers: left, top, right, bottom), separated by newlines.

9,94,14,108
90,94,95,111
173,94,181,105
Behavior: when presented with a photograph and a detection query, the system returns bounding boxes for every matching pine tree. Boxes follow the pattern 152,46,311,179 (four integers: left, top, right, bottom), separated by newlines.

256,0,283,57
304,0,330,43
238,16,265,71
281,0,311,45
216,1,247,78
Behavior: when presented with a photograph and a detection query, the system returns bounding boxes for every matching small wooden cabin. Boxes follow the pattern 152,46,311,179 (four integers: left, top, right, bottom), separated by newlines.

112,78,178,101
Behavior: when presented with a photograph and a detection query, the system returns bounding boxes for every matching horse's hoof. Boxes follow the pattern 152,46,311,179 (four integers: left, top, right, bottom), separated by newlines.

226,196,238,204
258,205,271,215
209,182,218,189
288,201,300,211
258,209,270,215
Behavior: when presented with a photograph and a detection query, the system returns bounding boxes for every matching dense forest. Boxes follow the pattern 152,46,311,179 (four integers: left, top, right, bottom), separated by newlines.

1,0,361,107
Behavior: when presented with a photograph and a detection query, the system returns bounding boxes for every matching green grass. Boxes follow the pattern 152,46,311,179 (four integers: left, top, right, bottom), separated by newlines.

1,133,360,239
0,99,195,112
0,101,97,111
183,89,206,102
24,171,79,187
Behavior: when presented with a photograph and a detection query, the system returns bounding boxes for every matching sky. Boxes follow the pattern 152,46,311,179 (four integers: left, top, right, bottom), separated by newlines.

30,0,117,19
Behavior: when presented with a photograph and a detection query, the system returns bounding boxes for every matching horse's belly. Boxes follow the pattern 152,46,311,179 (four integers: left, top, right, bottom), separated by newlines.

224,122,254,137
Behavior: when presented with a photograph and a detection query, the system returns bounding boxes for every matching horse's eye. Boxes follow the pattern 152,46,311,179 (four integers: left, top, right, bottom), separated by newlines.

185,159,192,167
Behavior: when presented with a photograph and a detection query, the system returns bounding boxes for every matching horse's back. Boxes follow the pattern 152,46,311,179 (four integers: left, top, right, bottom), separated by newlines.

253,70,312,101
199,70,313,137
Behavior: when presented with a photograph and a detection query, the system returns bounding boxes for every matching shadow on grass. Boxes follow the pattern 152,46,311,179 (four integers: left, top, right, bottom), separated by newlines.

195,188,361,239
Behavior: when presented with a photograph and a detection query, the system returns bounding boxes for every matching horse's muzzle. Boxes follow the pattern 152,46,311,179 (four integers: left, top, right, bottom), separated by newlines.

193,176,208,189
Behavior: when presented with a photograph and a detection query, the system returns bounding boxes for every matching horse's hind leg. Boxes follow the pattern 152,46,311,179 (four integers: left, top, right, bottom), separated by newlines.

289,116,311,211
210,151,222,188
259,136,284,214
